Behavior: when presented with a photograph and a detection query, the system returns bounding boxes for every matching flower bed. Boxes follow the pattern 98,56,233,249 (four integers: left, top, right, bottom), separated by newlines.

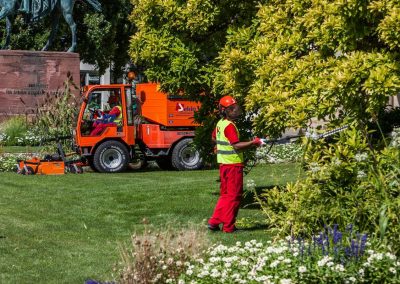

178,238,399,284
0,153,35,172
115,226,400,284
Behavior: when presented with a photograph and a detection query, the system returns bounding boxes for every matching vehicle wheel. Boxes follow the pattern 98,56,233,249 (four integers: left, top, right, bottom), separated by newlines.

21,166,35,175
156,157,173,170
171,138,203,170
93,141,129,173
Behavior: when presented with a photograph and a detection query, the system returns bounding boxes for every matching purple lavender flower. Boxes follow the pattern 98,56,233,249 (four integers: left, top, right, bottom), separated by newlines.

333,229,342,244
359,233,368,255
316,232,327,255
325,232,330,254
351,239,360,259
344,246,352,258
297,236,305,258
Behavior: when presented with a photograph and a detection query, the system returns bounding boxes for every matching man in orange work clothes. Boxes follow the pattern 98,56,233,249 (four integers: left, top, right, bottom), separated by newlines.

208,96,264,233
90,93,122,136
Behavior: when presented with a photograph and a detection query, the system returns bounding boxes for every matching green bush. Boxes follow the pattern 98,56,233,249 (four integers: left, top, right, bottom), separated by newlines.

258,126,400,250
32,80,79,140
0,116,28,146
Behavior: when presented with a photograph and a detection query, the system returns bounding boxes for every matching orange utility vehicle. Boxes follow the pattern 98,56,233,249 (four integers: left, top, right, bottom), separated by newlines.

73,81,203,173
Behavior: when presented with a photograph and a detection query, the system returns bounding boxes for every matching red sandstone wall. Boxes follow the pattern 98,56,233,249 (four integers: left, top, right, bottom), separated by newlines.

0,50,80,117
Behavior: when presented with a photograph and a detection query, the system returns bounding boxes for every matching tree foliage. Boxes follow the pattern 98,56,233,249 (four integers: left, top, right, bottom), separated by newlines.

129,0,258,96
217,0,400,137
129,0,400,139
0,0,134,76
128,0,259,160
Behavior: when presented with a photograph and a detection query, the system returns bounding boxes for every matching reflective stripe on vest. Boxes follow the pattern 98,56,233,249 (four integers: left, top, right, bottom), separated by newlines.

216,119,244,164
113,106,122,125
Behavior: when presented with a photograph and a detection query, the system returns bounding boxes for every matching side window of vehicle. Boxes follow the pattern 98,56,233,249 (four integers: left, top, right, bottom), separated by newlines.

125,87,135,126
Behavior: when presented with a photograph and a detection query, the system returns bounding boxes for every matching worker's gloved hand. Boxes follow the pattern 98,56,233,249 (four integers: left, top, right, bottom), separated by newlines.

252,137,265,147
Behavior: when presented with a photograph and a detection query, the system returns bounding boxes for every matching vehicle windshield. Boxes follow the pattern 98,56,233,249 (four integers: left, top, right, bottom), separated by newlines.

80,88,122,136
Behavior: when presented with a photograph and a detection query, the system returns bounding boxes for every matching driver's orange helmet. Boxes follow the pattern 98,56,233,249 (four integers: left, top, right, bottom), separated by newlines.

219,95,237,109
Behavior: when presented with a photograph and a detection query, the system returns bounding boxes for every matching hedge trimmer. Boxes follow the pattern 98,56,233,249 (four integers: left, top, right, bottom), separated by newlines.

244,124,349,176
260,124,349,145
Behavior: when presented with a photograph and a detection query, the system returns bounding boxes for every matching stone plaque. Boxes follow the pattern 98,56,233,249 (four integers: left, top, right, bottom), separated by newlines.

0,50,80,117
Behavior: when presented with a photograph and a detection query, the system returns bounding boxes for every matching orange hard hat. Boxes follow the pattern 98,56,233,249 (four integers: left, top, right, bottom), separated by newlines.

219,95,237,108
127,71,136,81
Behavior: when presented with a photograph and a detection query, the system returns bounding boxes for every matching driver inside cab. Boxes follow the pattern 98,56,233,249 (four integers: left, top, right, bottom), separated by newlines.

90,92,122,136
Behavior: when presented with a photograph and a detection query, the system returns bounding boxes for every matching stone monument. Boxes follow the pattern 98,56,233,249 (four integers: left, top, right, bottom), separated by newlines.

0,0,101,121
0,50,80,119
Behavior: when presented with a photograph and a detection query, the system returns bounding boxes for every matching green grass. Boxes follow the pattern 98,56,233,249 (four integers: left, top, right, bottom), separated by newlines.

0,163,300,283
0,146,41,154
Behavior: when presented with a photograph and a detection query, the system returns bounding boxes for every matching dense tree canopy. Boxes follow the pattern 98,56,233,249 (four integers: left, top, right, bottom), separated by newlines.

128,0,259,156
218,0,400,137
129,0,258,95
129,0,400,138
0,0,134,77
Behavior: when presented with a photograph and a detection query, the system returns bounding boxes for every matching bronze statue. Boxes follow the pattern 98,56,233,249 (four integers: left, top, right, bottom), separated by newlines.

0,0,102,52
19,0,31,14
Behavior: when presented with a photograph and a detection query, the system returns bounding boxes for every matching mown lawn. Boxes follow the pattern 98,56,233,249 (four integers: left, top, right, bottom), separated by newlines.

0,163,300,283
0,146,41,154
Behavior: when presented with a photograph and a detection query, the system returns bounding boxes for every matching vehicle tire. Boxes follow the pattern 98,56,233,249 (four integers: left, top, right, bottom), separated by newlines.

156,156,173,170
21,166,35,175
171,138,203,170
93,141,130,173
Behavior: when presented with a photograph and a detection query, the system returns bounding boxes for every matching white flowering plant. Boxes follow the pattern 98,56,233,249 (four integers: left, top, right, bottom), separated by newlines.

0,153,34,172
389,127,400,148
177,232,399,284
0,129,42,146
256,143,303,164
13,129,42,146
0,132,8,144
0,116,29,146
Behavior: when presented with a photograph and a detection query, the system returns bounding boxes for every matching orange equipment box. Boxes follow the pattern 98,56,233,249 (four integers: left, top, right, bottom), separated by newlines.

136,83,200,127
17,157,65,175
139,124,196,148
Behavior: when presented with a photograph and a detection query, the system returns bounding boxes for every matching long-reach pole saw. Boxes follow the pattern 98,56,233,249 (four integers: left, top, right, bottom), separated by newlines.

244,124,350,176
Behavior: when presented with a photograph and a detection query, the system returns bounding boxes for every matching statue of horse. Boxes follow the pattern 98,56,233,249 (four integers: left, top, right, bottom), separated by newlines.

0,0,101,52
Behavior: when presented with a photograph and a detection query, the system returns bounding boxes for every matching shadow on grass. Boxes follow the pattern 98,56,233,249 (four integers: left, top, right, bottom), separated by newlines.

211,185,284,210
237,223,270,231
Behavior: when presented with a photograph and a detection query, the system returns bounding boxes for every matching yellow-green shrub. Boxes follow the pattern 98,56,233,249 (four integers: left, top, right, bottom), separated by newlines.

258,126,400,250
